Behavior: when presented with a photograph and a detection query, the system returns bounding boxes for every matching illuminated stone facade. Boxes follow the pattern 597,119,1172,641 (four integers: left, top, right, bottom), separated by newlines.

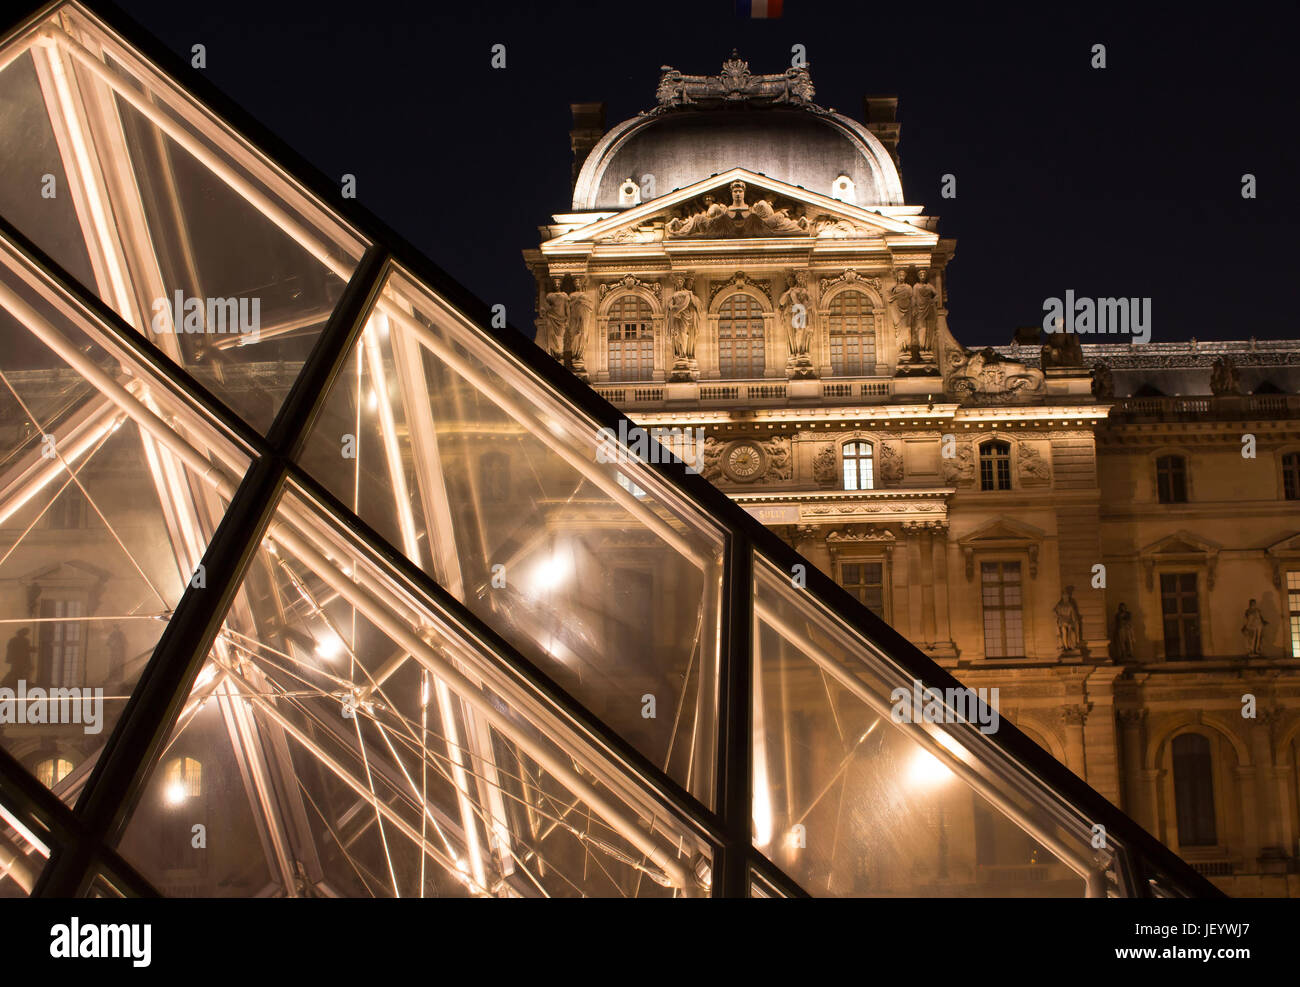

526,56,1300,895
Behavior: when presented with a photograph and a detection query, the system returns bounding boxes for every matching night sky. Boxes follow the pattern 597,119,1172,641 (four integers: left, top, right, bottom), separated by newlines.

106,0,1298,348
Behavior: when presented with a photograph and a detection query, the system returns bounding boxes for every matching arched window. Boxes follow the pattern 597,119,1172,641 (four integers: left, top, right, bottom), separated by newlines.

979,440,1011,491
1282,451,1300,501
1171,734,1217,847
606,295,654,381
1155,454,1188,503
34,756,74,788
827,290,876,376
842,441,873,491
717,293,765,379
163,756,203,806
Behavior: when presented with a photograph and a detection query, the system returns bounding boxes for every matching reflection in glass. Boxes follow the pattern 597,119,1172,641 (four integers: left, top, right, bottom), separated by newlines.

0,234,248,799
118,485,711,897
753,556,1107,897
299,271,726,806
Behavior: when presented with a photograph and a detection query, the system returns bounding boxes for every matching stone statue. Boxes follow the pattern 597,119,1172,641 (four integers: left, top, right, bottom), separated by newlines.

1041,330,1084,369
665,275,703,379
1210,355,1241,396
889,268,913,357
1241,598,1267,656
1090,361,1114,398
911,269,939,354
812,445,837,486
666,195,728,237
750,197,809,234
541,278,569,357
1053,585,1083,654
1112,603,1135,661
565,278,592,377
2,628,33,688
779,271,816,378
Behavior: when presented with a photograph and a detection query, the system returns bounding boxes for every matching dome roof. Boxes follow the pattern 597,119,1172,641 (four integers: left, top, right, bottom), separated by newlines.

572,58,904,211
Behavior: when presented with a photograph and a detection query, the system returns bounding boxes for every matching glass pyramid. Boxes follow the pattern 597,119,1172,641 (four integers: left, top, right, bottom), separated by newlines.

0,1,1217,897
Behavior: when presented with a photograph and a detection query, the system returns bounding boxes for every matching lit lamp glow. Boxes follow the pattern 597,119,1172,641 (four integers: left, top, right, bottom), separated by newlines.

906,747,954,789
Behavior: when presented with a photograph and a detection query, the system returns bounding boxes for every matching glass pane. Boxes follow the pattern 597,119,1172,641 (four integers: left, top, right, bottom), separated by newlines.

0,233,251,798
298,268,726,806
117,484,712,897
752,555,1116,897
0,7,368,432
0,793,51,896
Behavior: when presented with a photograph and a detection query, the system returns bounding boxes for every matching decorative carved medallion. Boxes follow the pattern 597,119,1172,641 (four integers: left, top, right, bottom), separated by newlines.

598,274,662,300
709,271,772,307
945,347,1045,403
819,269,883,295
654,51,820,113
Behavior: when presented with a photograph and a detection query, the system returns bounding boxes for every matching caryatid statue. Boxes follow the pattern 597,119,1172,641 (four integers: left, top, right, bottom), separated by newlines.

541,278,570,358
1053,585,1083,654
1241,598,1267,656
889,268,914,360
665,274,703,381
565,277,592,378
912,268,939,355
779,270,816,378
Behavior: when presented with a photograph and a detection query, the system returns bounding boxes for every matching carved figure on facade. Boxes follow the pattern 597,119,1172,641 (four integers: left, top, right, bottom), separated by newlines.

945,347,1045,403
565,277,592,377
889,267,913,352
1112,603,1135,661
654,53,818,112
665,274,703,381
1041,330,1084,369
1241,598,1267,656
940,442,975,485
700,437,723,482
878,442,903,484
911,269,939,355
779,270,816,378
1053,585,1083,654
541,278,570,357
1017,443,1052,485
761,437,792,481
1211,355,1241,396
1090,361,1114,398
812,445,838,486
667,181,812,239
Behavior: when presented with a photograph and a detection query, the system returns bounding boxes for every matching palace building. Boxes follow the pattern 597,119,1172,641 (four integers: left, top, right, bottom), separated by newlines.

524,55,1300,896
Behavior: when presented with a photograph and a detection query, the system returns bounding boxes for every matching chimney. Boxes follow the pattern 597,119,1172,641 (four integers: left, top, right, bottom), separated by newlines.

570,102,606,194
863,96,900,171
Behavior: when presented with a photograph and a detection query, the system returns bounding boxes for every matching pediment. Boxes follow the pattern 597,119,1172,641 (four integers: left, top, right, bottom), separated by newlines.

1139,531,1221,559
1264,532,1300,588
957,517,1046,580
542,168,932,250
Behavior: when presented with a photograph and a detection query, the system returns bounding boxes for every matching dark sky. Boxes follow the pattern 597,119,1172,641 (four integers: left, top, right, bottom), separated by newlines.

110,0,1298,348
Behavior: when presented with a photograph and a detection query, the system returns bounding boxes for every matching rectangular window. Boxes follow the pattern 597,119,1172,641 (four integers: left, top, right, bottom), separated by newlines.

1288,570,1300,659
981,562,1024,658
1156,456,1188,504
1160,573,1201,659
38,598,86,686
840,561,885,618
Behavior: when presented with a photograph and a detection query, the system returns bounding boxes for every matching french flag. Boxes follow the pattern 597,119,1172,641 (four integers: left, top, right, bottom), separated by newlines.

737,0,783,17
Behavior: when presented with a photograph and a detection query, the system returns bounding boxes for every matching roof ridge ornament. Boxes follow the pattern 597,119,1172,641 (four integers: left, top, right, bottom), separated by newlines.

652,51,822,114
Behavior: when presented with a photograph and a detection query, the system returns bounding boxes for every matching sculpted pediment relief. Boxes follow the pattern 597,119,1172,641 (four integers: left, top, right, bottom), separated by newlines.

546,169,924,249
1138,530,1221,590
944,346,1045,404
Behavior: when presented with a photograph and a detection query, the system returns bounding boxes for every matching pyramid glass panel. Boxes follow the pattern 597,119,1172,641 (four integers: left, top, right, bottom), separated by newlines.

0,232,250,800
118,483,712,897
298,268,726,806
0,791,50,896
752,556,1107,896
0,4,368,432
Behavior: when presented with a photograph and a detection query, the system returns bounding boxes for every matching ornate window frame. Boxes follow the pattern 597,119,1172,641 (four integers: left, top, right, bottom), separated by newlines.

707,283,774,380
826,526,894,621
1139,531,1220,660
819,284,882,379
976,437,1014,492
596,287,662,382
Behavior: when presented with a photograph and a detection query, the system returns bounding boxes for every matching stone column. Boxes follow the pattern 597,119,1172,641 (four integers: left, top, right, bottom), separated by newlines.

1251,708,1286,869
1118,709,1149,823
1059,703,1091,780
930,522,957,660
